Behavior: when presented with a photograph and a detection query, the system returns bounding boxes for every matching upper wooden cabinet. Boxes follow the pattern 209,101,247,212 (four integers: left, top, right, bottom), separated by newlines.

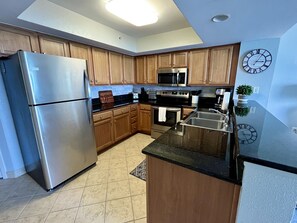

123,55,135,84
146,55,158,84
69,42,95,85
188,45,236,86
92,47,110,85
136,56,147,84
109,51,123,84
188,49,209,85
158,51,188,68
38,35,70,57
0,25,40,56
208,45,233,85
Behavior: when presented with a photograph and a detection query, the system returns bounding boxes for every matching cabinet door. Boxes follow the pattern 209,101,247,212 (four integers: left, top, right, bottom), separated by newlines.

138,109,151,134
39,35,70,57
93,118,114,152
0,26,40,56
92,47,110,85
114,113,130,142
158,53,171,68
208,46,233,85
123,55,135,84
146,55,158,84
173,51,188,67
136,56,147,84
69,42,95,85
188,49,209,85
109,52,123,84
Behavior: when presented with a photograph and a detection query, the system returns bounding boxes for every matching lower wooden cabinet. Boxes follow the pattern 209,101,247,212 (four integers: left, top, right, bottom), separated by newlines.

113,106,130,142
147,156,240,223
138,104,151,134
130,104,138,134
93,111,114,152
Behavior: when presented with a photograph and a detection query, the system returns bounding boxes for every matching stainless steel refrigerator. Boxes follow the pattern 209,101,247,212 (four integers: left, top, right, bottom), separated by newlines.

0,51,97,190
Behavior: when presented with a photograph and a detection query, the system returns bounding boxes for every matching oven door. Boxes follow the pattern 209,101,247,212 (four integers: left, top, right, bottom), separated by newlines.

151,106,181,130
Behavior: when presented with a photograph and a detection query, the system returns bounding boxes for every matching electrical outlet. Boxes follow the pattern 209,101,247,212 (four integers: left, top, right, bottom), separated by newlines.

292,127,297,134
250,107,256,114
253,86,260,94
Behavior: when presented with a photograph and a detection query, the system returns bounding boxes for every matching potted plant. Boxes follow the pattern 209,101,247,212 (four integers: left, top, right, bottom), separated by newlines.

236,85,253,103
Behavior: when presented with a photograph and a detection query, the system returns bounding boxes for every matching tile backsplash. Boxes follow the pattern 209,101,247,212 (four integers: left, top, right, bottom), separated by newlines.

91,84,233,98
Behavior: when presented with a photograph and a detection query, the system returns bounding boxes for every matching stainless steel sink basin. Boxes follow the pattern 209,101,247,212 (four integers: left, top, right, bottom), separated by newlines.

180,110,233,133
192,111,225,121
187,118,225,130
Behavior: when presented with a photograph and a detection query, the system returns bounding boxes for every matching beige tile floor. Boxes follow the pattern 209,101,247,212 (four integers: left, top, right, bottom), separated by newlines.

0,133,154,223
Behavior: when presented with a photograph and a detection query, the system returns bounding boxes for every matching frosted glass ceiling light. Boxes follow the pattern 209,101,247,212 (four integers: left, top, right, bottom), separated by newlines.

106,0,158,26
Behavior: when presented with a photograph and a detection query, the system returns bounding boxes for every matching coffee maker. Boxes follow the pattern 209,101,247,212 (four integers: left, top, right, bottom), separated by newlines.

214,88,226,109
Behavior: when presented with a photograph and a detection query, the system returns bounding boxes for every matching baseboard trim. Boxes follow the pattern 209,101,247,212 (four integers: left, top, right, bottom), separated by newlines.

6,167,26,178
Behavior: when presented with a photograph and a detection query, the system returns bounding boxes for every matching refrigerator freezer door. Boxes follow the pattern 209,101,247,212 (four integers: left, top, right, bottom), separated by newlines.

31,99,97,189
19,51,89,105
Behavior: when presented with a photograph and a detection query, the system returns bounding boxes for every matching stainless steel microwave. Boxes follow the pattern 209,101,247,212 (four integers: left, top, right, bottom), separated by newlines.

157,68,188,87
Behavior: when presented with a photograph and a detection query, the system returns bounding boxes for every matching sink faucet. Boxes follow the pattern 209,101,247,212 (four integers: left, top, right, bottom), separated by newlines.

208,108,229,124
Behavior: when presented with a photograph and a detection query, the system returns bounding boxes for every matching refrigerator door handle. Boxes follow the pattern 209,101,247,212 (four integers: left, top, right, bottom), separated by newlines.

84,70,92,124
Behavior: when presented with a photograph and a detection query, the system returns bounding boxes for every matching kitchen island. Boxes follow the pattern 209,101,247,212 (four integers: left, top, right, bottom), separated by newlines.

143,100,297,223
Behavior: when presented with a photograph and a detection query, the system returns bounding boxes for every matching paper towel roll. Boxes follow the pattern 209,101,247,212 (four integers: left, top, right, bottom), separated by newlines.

221,92,230,110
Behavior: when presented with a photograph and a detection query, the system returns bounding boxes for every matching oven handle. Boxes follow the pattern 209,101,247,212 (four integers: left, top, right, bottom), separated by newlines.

152,106,181,112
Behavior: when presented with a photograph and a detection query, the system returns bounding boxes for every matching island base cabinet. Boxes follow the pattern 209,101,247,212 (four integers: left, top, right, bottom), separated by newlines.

147,156,240,223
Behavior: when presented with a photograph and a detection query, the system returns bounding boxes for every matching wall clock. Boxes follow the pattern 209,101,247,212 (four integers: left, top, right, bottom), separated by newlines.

237,124,258,144
242,49,272,74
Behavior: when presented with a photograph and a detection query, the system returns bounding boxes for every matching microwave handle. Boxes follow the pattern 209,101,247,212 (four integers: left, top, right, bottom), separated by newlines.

177,71,180,86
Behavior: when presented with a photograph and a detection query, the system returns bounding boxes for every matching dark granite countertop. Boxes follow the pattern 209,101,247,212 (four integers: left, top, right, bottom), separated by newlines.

142,124,240,185
235,100,297,174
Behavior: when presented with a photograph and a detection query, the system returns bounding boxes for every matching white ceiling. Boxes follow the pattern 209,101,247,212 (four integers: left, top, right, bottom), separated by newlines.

1,0,297,55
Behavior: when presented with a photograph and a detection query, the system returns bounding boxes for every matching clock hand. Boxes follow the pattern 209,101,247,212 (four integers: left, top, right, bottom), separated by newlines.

253,53,265,65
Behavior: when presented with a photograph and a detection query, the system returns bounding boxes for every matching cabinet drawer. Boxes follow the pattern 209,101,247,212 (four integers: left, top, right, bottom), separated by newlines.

130,104,138,111
131,122,137,134
139,104,151,110
131,116,137,124
113,106,130,116
93,110,112,122
130,110,137,118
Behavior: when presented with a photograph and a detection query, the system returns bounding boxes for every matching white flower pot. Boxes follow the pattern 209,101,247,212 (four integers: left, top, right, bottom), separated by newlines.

238,94,248,103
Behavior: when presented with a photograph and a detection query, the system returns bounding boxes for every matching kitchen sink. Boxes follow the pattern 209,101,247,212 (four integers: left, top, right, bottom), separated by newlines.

180,110,233,133
192,111,225,121
186,118,225,130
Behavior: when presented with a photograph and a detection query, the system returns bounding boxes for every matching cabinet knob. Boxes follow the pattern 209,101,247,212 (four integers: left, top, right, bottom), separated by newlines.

90,80,93,83
95,80,98,83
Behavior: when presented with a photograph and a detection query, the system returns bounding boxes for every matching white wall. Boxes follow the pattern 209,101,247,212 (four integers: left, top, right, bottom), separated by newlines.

234,38,280,107
267,24,297,128
236,162,297,223
0,73,25,178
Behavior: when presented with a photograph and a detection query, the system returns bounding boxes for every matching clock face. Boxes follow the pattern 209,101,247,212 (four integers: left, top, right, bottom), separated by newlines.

242,49,272,74
237,124,257,144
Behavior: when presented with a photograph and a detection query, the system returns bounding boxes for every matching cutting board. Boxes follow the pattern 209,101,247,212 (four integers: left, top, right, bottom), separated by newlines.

99,90,114,104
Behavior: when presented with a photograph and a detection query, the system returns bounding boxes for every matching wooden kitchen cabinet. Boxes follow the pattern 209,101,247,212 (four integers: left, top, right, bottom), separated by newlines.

146,55,158,84
158,51,188,68
138,104,151,134
130,104,138,134
38,35,70,57
208,45,233,85
93,111,114,152
188,49,209,85
147,156,240,223
113,106,131,142
123,55,135,84
0,25,40,56
92,47,110,85
69,42,95,85
109,51,123,84
136,56,147,84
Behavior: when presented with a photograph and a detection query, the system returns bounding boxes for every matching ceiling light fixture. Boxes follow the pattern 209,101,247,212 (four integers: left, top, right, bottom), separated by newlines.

211,14,230,23
106,0,158,27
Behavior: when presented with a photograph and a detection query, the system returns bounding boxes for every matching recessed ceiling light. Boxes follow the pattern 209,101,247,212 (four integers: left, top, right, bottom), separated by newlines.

106,0,158,27
211,14,230,23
